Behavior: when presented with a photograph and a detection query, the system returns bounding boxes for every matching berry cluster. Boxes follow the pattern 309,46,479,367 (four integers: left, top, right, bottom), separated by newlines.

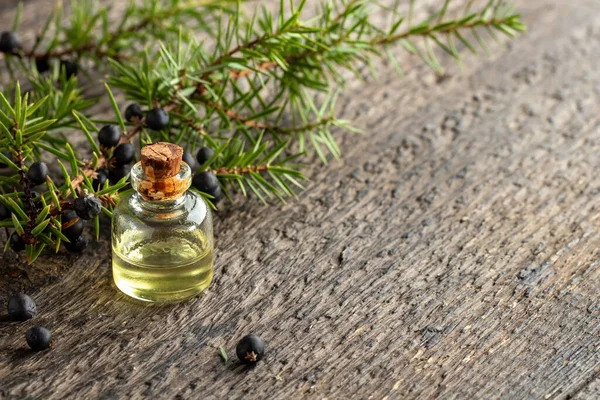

96,103,172,185
1,161,50,252
113,103,223,204
60,195,102,253
0,157,101,254
6,293,53,352
97,124,134,186
125,103,170,131
1,96,223,258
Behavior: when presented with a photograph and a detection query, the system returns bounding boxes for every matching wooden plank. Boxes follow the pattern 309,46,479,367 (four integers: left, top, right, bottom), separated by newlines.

2,0,600,399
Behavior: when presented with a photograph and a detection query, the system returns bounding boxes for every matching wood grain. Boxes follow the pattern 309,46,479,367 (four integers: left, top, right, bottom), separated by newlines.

2,0,600,399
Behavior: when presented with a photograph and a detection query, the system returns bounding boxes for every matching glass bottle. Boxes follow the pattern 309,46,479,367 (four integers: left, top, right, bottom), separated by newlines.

111,142,214,302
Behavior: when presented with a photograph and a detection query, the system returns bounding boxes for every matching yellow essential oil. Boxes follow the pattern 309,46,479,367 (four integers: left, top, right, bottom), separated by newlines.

112,232,213,302
111,142,214,303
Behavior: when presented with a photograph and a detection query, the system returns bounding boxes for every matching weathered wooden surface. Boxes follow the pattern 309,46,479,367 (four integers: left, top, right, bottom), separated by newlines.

2,0,600,399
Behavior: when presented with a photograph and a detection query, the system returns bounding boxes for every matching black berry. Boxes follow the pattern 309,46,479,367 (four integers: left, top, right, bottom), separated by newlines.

98,125,122,148
236,334,265,364
27,162,48,186
62,210,84,242
26,327,53,351
60,59,77,78
0,31,21,54
113,143,135,166
182,151,196,170
93,169,108,190
192,171,219,193
193,171,223,204
35,57,50,73
209,185,224,205
0,203,9,220
109,164,130,184
196,147,214,165
74,195,102,220
145,108,169,130
125,103,143,122
7,293,37,321
10,231,25,252
64,235,88,253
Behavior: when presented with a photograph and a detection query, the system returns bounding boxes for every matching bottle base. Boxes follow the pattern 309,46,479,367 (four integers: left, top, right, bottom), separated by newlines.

111,239,214,303
114,276,212,303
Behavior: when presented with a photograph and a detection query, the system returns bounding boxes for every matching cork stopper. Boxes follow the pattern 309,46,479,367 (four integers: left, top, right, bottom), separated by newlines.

141,142,183,180
135,142,190,201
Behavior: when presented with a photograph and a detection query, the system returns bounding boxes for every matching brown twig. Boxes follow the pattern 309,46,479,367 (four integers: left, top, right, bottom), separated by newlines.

63,157,107,199
229,61,279,79
202,98,272,130
197,96,334,134
371,18,510,46
24,39,132,63
22,0,225,64
213,164,269,175
14,150,37,244
27,43,93,59
122,124,143,142
20,4,176,63
197,35,270,87
184,118,209,137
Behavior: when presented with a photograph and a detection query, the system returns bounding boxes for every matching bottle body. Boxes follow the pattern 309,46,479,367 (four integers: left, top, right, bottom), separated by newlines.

111,163,214,302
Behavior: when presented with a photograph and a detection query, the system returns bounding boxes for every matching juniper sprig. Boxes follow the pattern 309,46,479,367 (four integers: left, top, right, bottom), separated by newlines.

0,0,525,262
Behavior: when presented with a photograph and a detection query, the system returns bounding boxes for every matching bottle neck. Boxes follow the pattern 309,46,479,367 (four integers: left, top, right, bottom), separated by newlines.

134,191,187,212
130,161,192,204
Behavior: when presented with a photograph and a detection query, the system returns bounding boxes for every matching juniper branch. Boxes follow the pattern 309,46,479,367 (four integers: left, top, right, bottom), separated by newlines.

0,0,526,262
280,6,515,73
178,0,524,147
13,0,235,65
